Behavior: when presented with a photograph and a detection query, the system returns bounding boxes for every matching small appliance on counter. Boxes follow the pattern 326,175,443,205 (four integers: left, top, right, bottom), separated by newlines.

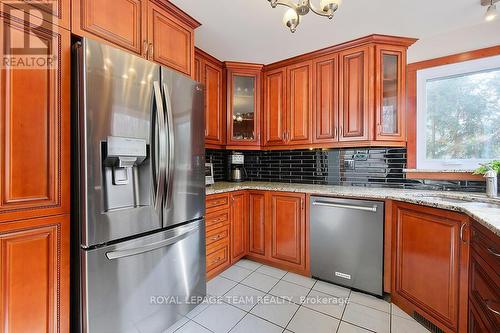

228,152,246,182
205,163,215,186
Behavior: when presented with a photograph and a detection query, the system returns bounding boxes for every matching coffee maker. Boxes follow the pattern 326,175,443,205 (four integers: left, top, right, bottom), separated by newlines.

228,152,246,182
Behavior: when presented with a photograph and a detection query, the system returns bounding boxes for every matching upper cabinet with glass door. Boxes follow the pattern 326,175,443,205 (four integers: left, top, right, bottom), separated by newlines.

226,62,263,148
375,45,406,141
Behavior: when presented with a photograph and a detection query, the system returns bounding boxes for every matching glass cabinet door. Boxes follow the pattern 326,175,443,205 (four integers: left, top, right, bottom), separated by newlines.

232,75,256,141
376,47,405,141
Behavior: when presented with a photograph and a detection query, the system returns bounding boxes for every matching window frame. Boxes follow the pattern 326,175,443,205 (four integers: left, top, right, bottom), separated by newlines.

416,54,500,171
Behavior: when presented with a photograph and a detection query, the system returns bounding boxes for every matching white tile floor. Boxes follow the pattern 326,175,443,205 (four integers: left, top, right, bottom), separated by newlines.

168,259,430,333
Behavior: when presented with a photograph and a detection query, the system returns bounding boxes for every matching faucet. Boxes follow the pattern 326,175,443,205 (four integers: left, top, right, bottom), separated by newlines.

484,166,498,198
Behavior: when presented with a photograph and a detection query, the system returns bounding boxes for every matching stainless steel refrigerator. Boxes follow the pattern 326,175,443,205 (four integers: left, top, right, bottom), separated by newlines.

72,38,206,333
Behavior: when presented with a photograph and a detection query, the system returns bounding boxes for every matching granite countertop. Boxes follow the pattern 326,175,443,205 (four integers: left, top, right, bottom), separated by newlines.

206,181,500,236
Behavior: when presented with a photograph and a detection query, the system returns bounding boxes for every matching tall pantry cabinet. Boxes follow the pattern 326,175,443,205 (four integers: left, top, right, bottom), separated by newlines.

0,3,71,332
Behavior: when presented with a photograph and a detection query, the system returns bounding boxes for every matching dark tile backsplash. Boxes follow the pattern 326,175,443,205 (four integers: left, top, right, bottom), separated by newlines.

206,148,488,192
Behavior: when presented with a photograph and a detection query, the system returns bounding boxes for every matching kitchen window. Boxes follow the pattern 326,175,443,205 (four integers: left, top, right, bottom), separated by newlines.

416,55,500,170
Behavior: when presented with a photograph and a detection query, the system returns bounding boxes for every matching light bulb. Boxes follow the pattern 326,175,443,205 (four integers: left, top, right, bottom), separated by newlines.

485,4,497,21
282,8,299,33
320,0,340,12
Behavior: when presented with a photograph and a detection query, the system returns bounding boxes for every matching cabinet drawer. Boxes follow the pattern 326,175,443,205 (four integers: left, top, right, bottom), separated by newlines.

206,209,230,229
206,224,229,246
471,223,500,273
470,251,500,331
206,194,229,212
206,241,230,273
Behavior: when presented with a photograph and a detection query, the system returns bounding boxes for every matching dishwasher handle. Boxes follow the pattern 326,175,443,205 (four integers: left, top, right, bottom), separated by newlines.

312,200,378,212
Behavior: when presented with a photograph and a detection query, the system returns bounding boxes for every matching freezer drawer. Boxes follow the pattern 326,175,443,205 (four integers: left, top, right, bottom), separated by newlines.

81,219,206,333
310,197,384,296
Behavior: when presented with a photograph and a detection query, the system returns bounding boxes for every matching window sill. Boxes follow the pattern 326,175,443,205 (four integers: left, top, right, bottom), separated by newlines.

404,169,484,181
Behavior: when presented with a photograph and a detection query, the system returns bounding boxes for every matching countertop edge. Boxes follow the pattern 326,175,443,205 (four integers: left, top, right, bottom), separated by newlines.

206,182,500,237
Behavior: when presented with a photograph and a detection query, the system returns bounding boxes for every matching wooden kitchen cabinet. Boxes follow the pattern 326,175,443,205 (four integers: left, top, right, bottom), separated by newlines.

468,221,500,332
225,62,263,148
287,61,313,145
375,45,406,142
391,202,469,333
262,35,414,149
0,215,70,333
263,67,287,146
313,54,339,143
0,11,71,223
263,62,312,146
269,192,307,271
205,193,231,279
72,0,147,56
338,45,371,142
248,191,267,259
0,8,71,332
195,49,225,147
72,0,199,77
3,0,70,29
147,0,194,76
230,192,248,262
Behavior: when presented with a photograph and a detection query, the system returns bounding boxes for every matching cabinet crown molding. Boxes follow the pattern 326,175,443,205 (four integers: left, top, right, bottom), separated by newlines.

264,34,418,71
152,0,201,29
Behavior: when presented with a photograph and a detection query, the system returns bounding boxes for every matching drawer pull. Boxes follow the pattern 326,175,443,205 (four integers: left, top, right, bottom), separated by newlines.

487,247,500,257
211,235,222,241
211,257,222,264
485,300,500,316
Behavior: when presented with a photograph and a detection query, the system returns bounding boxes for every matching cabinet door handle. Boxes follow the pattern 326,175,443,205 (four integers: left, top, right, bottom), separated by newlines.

459,223,468,243
333,127,337,139
149,43,154,58
143,40,149,57
485,299,500,316
339,126,343,137
487,247,500,257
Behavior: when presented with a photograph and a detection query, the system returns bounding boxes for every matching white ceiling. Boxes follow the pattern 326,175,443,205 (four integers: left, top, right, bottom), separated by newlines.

170,0,499,64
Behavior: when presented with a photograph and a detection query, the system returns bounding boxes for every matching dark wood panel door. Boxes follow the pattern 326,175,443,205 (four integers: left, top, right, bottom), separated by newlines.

287,61,312,144
313,54,339,143
0,14,70,222
147,1,194,76
375,45,406,141
263,68,287,146
392,202,469,333
230,192,248,262
0,215,70,333
339,46,370,141
3,0,70,29
248,191,266,258
72,0,147,55
203,60,224,145
269,192,305,267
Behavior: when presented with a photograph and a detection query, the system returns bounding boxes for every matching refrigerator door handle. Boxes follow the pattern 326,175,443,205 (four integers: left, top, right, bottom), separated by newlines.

105,223,200,260
152,81,167,210
162,83,175,209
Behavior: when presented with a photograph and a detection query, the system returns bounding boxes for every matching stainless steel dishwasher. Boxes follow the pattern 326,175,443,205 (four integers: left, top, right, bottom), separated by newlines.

310,196,384,296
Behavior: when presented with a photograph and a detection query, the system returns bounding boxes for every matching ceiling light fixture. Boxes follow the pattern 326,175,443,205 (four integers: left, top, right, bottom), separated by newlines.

482,0,498,21
268,0,340,33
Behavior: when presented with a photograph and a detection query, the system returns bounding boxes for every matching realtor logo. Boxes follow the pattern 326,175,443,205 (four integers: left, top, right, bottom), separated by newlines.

1,1,58,69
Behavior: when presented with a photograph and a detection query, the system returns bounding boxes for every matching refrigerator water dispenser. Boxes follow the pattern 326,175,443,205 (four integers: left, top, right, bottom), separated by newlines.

102,136,148,211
